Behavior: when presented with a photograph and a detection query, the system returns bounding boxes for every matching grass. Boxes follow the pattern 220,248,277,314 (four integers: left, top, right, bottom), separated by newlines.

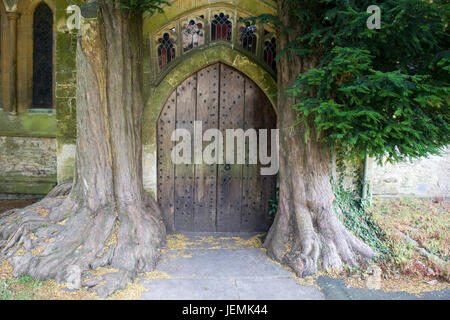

368,198,449,280
0,275,43,300
0,259,99,300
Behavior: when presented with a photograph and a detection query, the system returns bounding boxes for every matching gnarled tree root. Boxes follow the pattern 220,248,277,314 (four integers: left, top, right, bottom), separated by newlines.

0,185,165,298
264,200,375,278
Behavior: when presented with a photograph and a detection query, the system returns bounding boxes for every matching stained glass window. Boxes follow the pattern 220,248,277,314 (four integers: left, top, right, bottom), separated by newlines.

263,37,277,73
239,22,257,54
183,19,204,52
211,13,232,42
32,2,53,108
158,32,176,70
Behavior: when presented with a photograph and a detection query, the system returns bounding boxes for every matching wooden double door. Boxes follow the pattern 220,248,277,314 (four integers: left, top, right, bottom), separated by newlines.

157,63,277,232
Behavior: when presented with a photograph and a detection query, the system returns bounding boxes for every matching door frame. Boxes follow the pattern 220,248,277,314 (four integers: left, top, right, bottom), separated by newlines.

142,45,277,206
156,62,277,232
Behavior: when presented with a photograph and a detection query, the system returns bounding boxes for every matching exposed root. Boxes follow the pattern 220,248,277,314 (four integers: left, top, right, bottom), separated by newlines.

83,270,134,298
0,186,165,298
45,180,73,198
263,104,376,277
264,203,375,278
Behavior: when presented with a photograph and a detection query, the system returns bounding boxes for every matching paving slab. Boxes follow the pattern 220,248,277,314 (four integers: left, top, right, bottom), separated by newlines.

156,248,294,280
316,276,450,300
234,278,324,300
139,232,325,300
140,278,240,300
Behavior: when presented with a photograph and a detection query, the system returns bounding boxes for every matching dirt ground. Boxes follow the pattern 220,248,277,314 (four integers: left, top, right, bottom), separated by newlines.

0,199,39,215
369,198,449,281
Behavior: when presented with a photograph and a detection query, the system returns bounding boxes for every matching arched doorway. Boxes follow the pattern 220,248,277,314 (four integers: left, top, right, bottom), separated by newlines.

157,63,277,233
32,2,53,109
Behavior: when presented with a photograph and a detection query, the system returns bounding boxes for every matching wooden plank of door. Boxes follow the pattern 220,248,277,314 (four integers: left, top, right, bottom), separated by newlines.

241,78,267,231
174,74,197,231
157,90,177,232
194,64,220,231
217,63,245,232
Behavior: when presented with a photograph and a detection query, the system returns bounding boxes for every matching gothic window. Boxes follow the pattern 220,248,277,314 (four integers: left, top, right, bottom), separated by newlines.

152,11,276,75
263,37,277,73
158,32,176,70
211,13,232,42
182,19,204,52
239,22,257,54
32,2,53,108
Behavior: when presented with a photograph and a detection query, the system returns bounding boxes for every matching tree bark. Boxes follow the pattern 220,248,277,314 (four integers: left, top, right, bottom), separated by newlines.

0,1,165,297
263,0,374,277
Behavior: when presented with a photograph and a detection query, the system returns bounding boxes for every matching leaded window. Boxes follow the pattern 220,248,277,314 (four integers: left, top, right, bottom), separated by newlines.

183,19,204,52
32,2,53,108
158,32,176,70
239,23,257,54
211,13,232,42
264,37,277,73
151,10,277,75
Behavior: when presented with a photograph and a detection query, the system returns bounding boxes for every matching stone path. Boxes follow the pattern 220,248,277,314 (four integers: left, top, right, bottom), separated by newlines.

139,232,450,300
139,232,324,300
316,276,450,300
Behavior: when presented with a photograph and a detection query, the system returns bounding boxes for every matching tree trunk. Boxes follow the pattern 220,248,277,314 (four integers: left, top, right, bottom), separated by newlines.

0,1,165,297
263,0,374,277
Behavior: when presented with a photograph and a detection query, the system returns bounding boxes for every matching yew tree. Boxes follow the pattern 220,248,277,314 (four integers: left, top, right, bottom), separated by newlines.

0,0,169,297
263,0,449,276
0,0,448,298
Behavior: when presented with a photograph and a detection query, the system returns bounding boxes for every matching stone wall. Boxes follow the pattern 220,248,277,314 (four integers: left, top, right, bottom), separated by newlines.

0,0,59,195
368,147,450,198
54,0,81,183
0,136,57,194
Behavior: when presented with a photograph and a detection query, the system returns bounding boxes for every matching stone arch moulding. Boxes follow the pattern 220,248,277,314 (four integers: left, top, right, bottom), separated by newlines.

143,0,276,35
2,0,17,12
145,1,278,79
142,44,277,195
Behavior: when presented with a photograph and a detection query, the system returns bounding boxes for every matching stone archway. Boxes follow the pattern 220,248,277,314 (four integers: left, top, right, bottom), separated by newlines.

157,63,277,233
142,45,278,198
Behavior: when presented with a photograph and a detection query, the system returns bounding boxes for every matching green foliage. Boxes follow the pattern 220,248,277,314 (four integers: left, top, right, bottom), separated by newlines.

332,182,392,263
120,0,170,14
18,275,42,288
267,174,393,262
281,0,450,163
0,276,44,300
268,185,279,219
0,279,12,300
332,151,391,262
